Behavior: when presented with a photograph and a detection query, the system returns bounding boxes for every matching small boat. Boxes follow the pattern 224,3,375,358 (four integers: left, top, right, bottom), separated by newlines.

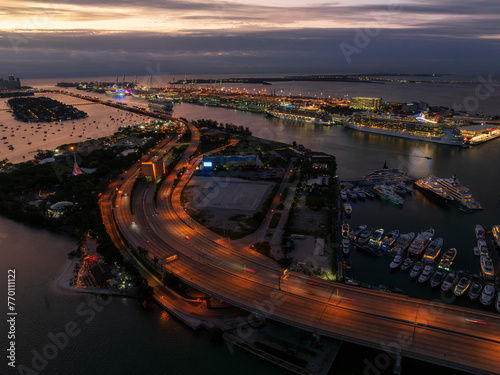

361,188,374,198
350,225,367,241
342,238,350,256
475,224,485,240
479,283,496,306
423,237,443,264
454,276,471,297
468,282,483,301
480,255,495,280
418,265,435,283
430,270,446,288
347,189,357,200
340,189,348,201
392,186,407,196
473,246,480,256
390,254,403,269
380,230,399,250
345,259,352,272
408,228,435,257
441,272,459,292
410,261,424,278
356,228,373,245
368,228,384,247
439,248,457,270
342,222,350,238
353,187,366,199
496,292,500,313
343,203,352,215
400,258,414,271
477,239,488,256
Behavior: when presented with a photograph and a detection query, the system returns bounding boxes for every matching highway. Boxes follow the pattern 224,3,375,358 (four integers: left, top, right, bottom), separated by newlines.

101,122,500,375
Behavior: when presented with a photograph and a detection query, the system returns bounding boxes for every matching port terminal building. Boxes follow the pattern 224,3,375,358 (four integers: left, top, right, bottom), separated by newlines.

200,155,261,171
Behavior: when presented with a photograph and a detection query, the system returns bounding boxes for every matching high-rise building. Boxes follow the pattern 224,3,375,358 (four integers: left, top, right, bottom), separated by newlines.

1,75,22,90
351,97,382,110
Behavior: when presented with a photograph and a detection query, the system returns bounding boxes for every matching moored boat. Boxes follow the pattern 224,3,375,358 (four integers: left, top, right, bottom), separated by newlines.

347,189,357,200
400,258,414,271
342,238,350,256
353,187,366,199
414,176,454,203
480,255,495,280
392,232,415,254
430,270,446,288
475,224,485,239
345,259,352,272
441,272,459,292
454,276,471,297
390,254,403,269
496,292,500,313
356,228,373,245
408,228,434,257
423,237,443,264
342,222,350,238
477,239,488,256
439,248,457,270
380,230,399,250
350,225,367,241
436,176,482,211
468,282,483,301
361,188,374,198
368,228,384,247
479,283,496,306
418,265,435,283
410,261,424,278
340,189,348,201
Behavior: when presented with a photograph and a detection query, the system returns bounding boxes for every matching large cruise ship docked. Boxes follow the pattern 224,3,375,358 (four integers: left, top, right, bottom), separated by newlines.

266,106,340,126
344,115,466,146
148,99,174,113
436,175,482,211
414,176,454,203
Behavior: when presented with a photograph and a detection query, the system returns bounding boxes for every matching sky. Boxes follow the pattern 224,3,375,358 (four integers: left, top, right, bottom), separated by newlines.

0,0,499,78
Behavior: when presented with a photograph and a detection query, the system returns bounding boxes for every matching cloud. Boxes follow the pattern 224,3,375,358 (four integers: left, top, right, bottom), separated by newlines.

0,0,499,77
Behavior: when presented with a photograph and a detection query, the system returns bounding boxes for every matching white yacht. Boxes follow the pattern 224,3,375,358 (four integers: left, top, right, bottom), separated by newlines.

441,272,458,292
408,229,434,257
480,283,496,306
436,176,482,211
418,265,435,283
390,254,403,269
410,261,424,278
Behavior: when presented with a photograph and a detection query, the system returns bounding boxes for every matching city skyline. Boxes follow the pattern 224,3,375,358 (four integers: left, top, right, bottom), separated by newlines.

1,0,500,78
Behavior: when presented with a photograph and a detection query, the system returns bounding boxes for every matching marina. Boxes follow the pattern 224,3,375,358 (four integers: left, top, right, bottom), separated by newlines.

343,222,500,312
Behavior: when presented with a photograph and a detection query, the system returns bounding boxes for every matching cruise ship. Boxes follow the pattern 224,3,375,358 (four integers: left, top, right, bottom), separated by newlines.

414,176,454,203
344,115,466,146
408,228,435,257
266,107,339,126
148,99,174,113
435,175,482,211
